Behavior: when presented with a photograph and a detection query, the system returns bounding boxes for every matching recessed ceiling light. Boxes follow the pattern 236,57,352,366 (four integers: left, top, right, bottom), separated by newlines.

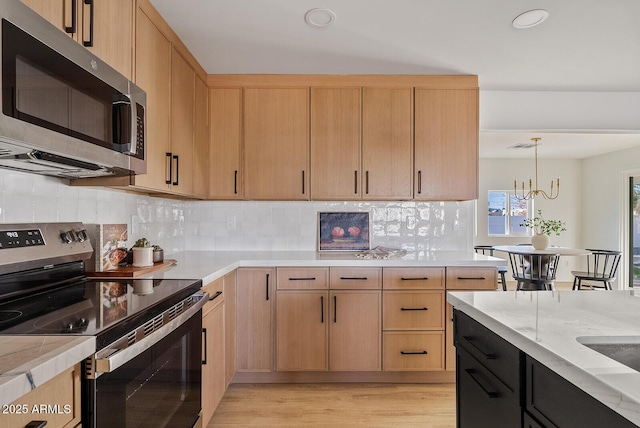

304,8,336,28
512,9,549,29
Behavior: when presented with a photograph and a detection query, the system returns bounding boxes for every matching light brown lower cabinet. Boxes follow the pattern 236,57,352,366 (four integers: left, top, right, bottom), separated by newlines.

0,363,81,428
383,331,445,371
202,298,225,425
223,271,236,387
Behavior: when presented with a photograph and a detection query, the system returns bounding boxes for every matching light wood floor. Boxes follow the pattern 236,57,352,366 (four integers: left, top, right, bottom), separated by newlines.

207,383,456,427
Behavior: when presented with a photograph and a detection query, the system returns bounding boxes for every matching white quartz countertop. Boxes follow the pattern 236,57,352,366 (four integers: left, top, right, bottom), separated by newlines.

447,290,640,425
134,250,505,285
0,336,95,406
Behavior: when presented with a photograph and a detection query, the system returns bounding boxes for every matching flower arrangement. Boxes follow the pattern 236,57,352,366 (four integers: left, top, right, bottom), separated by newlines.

520,209,566,236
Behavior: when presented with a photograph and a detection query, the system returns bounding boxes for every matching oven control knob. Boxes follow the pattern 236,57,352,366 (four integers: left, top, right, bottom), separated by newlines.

63,322,75,333
76,229,88,242
60,231,75,244
76,318,88,328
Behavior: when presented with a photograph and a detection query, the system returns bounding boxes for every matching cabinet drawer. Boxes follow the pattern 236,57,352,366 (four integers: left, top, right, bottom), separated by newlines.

330,267,381,289
383,291,444,330
383,332,444,371
457,346,522,427
202,278,224,315
454,310,521,395
446,267,497,290
277,267,329,289
383,267,444,289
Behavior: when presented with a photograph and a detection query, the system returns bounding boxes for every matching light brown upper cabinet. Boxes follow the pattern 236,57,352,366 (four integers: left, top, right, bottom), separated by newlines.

414,89,479,200
310,88,362,200
193,75,209,199
170,48,196,196
129,6,172,193
209,88,243,199
244,88,310,200
362,88,414,200
21,0,134,80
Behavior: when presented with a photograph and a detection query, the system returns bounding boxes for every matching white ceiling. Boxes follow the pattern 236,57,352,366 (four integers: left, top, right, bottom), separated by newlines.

148,0,640,158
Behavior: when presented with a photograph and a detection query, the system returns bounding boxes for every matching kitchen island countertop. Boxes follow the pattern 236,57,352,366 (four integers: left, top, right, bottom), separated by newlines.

0,336,95,407
448,290,640,426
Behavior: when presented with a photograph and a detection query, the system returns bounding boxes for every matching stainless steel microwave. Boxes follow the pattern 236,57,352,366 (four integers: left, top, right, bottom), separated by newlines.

0,1,146,179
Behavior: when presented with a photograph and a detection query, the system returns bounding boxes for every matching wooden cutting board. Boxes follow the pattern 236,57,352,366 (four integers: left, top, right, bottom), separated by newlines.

87,259,177,277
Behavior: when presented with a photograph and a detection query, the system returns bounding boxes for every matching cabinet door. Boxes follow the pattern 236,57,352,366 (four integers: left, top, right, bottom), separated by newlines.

276,291,328,371
414,89,478,200
202,301,225,426
329,290,381,371
193,75,209,199
310,87,362,200
209,88,243,199
244,88,310,200
85,0,134,80
170,48,195,196
362,88,413,200
236,268,274,372
0,363,81,428
132,7,171,193
223,271,236,387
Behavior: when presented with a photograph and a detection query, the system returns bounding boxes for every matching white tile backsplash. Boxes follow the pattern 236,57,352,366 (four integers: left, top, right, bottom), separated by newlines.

0,169,474,253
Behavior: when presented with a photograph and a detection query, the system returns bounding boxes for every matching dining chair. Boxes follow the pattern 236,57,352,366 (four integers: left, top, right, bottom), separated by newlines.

571,249,622,290
473,245,508,291
508,252,560,291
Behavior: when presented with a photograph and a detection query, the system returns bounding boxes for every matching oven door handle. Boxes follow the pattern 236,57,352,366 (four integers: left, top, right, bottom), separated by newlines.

94,292,208,375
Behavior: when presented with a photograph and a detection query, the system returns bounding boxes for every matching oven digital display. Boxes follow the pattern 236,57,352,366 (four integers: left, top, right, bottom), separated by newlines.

0,229,44,249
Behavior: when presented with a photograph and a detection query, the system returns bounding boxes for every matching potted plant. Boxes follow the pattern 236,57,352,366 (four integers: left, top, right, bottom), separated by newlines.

520,210,567,250
131,238,153,267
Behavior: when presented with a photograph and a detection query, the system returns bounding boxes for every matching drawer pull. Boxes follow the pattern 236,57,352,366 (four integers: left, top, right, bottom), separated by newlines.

401,277,429,281
209,291,223,301
288,277,317,281
320,296,324,323
463,335,497,359
457,277,486,280
340,277,368,280
401,307,428,311
465,369,499,398
400,350,428,355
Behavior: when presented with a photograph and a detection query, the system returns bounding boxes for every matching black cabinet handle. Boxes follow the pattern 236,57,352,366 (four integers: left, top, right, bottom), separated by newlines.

209,291,222,301
82,0,94,47
417,170,422,194
465,369,499,398
333,295,337,323
339,277,368,281
172,155,179,185
302,170,305,194
288,277,316,281
234,170,238,194
266,273,270,301
165,152,172,184
463,335,497,359
457,277,486,281
202,328,207,365
64,0,76,34
354,170,358,194
25,422,47,428
401,277,429,281
320,295,324,323
400,351,428,355
401,307,428,311
365,171,370,194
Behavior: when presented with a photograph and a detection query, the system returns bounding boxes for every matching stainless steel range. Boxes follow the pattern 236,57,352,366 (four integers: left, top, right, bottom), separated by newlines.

0,223,206,428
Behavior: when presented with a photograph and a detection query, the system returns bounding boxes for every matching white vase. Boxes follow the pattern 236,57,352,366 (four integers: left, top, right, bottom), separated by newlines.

531,233,549,250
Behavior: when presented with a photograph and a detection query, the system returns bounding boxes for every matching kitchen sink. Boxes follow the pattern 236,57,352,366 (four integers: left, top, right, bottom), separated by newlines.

577,336,640,372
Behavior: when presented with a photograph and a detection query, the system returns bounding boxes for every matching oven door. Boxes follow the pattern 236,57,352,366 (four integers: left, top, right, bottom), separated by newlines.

86,309,202,428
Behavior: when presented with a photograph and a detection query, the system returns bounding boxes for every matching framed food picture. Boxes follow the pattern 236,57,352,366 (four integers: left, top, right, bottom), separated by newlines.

318,212,370,251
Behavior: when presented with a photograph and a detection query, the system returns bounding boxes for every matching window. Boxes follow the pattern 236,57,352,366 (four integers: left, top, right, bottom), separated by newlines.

488,191,533,236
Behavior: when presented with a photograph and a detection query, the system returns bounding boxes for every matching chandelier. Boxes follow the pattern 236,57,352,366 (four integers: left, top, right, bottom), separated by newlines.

513,137,560,201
